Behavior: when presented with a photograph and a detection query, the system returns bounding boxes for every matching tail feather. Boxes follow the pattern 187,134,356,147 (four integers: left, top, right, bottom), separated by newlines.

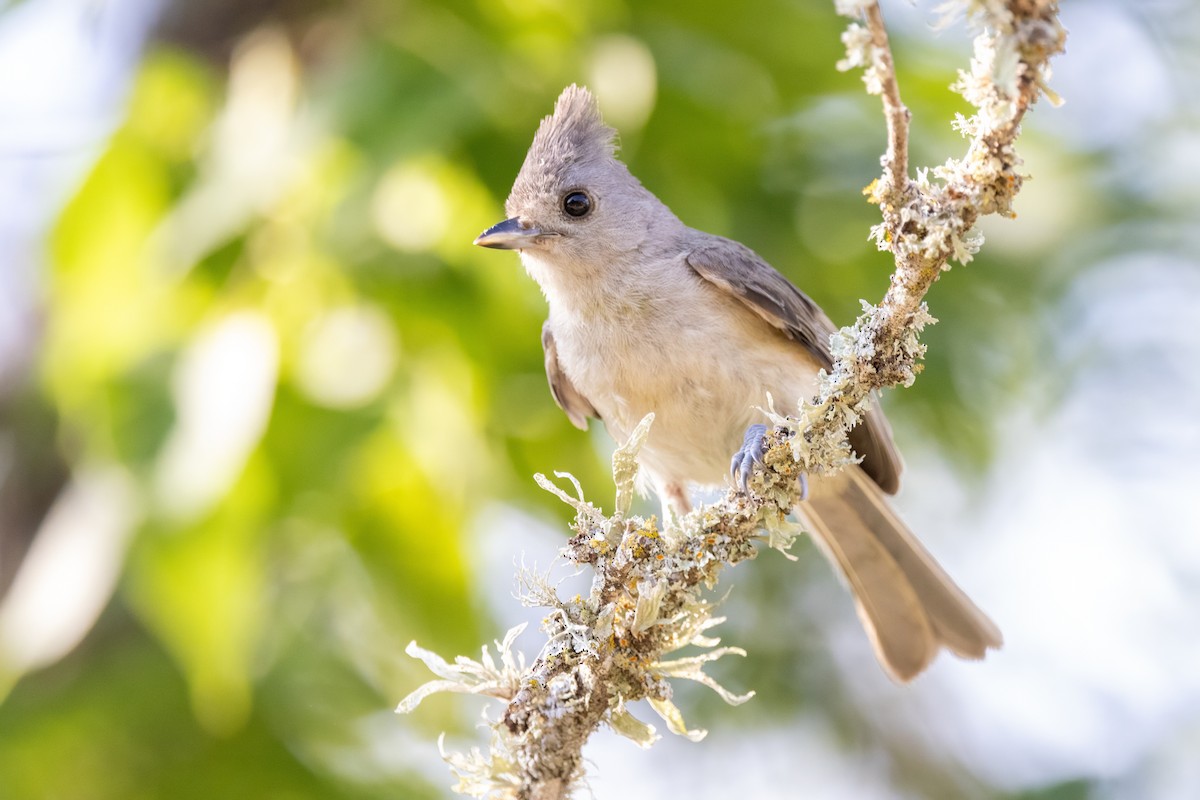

793,466,1002,682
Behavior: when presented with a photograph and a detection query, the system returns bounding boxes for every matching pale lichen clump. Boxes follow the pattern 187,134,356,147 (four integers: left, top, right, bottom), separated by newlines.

400,415,789,799
762,300,938,484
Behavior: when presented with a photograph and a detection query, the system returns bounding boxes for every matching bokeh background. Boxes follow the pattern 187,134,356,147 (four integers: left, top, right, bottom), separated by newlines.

1,0,1198,797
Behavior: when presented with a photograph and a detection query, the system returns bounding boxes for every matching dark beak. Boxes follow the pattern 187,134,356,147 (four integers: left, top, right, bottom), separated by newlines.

473,217,544,250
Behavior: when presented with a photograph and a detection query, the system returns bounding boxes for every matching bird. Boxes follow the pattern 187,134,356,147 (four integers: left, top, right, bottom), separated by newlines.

473,84,1001,682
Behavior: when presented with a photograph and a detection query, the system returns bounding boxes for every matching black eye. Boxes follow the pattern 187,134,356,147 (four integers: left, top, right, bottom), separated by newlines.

562,191,592,218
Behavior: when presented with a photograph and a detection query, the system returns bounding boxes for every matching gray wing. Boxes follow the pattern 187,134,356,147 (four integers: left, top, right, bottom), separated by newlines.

685,235,903,495
541,321,599,431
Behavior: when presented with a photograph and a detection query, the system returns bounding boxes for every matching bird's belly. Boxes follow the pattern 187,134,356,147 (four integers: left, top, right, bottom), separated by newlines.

563,317,821,489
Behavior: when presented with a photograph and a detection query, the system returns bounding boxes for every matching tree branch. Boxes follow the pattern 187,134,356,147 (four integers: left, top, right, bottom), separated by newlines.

865,3,910,199
398,3,1066,798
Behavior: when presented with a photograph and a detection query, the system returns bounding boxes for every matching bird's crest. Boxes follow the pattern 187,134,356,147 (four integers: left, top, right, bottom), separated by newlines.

507,85,619,212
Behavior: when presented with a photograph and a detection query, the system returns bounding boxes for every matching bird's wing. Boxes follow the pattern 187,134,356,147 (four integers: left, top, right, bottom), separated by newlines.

684,235,903,494
541,321,599,431
686,236,837,365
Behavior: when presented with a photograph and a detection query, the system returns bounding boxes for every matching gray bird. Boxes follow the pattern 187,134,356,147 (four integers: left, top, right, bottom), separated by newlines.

474,85,1001,681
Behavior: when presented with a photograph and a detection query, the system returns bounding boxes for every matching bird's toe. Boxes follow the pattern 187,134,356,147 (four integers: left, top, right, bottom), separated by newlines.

730,424,768,493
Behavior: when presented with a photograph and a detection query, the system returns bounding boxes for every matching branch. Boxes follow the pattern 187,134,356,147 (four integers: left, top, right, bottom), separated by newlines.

399,2,1065,798
866,2,910,197
796,0,1068,475
400,418,775,798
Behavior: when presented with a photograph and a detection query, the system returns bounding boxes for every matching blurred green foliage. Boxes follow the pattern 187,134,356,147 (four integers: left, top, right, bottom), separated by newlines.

0,0,1098,797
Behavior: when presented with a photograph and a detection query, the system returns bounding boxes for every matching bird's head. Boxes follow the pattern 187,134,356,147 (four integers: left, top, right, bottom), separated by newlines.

474,85,673,272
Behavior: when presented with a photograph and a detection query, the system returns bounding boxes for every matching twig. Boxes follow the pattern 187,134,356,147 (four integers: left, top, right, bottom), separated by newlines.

868,0,1065,361
865,3,910,200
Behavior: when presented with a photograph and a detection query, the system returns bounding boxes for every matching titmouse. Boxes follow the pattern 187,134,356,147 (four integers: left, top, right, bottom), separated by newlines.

474,85,1001,681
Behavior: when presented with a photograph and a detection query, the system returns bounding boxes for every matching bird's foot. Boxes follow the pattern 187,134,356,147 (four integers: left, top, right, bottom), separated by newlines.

730,424,767,493
729,423,808,500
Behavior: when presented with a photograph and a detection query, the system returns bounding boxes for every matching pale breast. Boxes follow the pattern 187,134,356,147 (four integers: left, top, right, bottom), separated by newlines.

546,262,822,490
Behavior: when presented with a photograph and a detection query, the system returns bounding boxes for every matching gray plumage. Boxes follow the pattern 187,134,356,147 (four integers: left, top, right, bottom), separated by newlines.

475,85,1001,681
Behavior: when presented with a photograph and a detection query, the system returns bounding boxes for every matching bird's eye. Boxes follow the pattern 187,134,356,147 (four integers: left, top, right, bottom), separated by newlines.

562,191,592,218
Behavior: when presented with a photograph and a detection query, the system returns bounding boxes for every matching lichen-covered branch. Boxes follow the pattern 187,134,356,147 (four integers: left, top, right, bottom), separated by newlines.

398,3,1065,798
838,1,911,198
790,0,1066,478
400,417,780,799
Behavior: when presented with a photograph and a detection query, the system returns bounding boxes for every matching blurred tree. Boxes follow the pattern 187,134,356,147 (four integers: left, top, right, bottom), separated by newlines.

0,0,1196,798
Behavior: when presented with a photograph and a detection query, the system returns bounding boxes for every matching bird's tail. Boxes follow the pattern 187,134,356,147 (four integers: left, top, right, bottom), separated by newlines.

792,466,1003,682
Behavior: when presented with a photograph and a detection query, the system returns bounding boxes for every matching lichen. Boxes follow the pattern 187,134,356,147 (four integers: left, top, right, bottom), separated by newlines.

399,415,780,798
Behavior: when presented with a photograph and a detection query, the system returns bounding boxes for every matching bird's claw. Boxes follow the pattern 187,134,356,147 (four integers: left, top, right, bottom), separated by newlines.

730,423,810,500
730,424,768,493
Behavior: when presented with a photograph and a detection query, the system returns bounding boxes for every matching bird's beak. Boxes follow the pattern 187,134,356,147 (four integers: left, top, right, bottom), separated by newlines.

473,217,544,250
